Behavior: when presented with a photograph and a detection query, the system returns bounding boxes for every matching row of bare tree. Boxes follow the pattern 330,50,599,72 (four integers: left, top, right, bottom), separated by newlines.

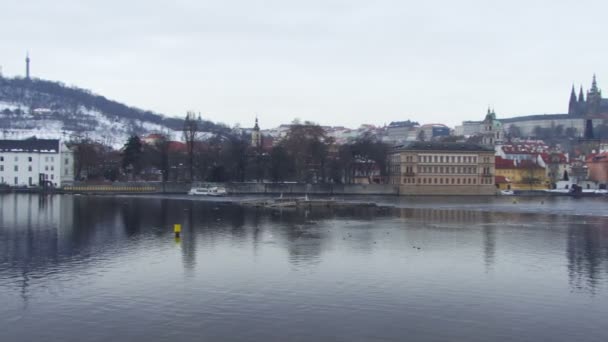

69,115,391,184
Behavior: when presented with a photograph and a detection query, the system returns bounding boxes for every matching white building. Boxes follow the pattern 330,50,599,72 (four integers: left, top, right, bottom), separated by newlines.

0,139,74,187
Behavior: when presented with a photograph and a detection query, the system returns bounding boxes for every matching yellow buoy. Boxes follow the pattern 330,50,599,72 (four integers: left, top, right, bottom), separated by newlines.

174,224,181,237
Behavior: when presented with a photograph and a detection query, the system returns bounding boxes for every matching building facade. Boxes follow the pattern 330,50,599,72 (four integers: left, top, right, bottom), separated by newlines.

587,152,608,184
389,142,496,195
0,139,74,187
251,117,262,148
481,108,503,146
494,157,548,190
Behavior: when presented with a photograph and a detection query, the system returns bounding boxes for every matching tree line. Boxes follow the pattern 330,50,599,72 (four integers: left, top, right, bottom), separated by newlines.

70,115,391,184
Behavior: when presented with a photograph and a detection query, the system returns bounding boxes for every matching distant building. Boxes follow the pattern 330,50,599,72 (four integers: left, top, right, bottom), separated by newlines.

0,139,74,187
481,108,503,146
419,124,450,141
499,75,608,137
388,142,496,195
454,121,483,137
386,120,419,144
251,117,262,148
587,152,608,184
25,52,30,79
494,156,548,190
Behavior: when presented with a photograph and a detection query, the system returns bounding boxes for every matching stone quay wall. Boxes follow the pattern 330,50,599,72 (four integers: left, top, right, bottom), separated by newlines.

61,182,400,195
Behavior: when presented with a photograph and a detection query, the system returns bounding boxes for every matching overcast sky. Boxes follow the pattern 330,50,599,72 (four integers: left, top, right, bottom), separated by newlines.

1,0,606,129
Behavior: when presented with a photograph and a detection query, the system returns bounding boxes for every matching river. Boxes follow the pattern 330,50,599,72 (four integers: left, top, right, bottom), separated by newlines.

1,193,607,341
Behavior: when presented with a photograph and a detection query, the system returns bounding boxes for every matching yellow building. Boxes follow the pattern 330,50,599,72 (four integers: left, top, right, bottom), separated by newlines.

389,142,497,195
495,157,548,190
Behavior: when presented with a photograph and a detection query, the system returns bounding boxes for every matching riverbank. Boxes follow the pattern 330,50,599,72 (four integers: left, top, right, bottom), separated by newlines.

5,181,607,197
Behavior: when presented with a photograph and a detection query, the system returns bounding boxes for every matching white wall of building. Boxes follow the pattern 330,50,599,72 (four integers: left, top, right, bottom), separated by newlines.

0,142,74,187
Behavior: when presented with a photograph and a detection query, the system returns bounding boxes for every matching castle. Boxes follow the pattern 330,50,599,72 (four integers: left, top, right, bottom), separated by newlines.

457,75,608,139
568,75,608,117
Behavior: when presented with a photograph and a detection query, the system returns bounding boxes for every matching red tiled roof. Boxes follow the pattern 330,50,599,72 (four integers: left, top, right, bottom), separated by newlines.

540,152,568,164
495,156,515,168
495,156,543,169
168,141,187,153
495,175,510,184
588,152,608,163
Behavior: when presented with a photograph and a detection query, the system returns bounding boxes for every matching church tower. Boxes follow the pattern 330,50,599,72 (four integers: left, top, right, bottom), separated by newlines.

25,52,30,79
586,74,602,116
251,117,262,148
482,108,503,146
568,85,578,115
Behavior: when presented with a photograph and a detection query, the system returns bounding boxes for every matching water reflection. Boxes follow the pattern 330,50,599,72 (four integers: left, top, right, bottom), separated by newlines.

567,221,608,293
2,194,608,301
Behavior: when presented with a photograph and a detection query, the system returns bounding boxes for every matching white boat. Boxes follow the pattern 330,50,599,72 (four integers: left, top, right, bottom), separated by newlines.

188,186,227,196
500,190,515,195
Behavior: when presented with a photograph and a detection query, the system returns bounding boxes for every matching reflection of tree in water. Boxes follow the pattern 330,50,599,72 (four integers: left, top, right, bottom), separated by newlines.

567,221,608,293
481,212,496,271
120,199,143,237
181,201,197,274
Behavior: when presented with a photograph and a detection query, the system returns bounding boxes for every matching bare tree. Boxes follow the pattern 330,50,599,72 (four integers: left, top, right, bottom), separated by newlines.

183,111,199,181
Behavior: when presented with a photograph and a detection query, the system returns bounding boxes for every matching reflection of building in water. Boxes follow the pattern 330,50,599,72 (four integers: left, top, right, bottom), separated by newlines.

397,207,486,223
0,194,75,302
567,222,608,293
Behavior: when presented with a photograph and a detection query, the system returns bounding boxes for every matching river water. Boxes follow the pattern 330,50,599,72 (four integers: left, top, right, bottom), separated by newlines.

1,193,607,342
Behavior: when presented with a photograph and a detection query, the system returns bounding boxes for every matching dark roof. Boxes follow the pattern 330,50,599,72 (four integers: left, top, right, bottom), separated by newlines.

393,141,494,152
0,139,60,153
388,120,420,128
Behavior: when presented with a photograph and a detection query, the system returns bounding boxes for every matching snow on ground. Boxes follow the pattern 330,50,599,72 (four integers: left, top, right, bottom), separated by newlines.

1,104,199,149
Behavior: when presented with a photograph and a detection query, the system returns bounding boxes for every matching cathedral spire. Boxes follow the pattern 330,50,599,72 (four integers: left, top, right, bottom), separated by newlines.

578,86,585,103
568,85,578,115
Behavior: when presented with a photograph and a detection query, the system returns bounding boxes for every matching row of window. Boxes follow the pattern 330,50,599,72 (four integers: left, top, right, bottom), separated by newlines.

415,166,481,174
0,156,57,162
0,175,55,185
0,165,54,172
418,155,478,164
402,177,494,185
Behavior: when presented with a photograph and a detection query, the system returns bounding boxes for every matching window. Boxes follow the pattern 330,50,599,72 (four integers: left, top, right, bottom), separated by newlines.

14,177,18,185
14,156,18,162
51,157,54,162
51,166,54,171
0,165,3,172
14,165,18,172
28,157,32,162
29,177,32,186
45,166,48,171
0,156,3,161
28,166,32,172
51,175,54,180
65,158,69,165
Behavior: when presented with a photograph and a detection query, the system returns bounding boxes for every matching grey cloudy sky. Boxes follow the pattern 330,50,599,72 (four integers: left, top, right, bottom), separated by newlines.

1,0,606,128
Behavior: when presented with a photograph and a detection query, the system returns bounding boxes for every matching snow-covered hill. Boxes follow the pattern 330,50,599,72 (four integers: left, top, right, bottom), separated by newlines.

0,77,225,149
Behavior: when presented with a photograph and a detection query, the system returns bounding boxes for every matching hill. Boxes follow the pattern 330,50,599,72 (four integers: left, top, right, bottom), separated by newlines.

0,76,228,148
